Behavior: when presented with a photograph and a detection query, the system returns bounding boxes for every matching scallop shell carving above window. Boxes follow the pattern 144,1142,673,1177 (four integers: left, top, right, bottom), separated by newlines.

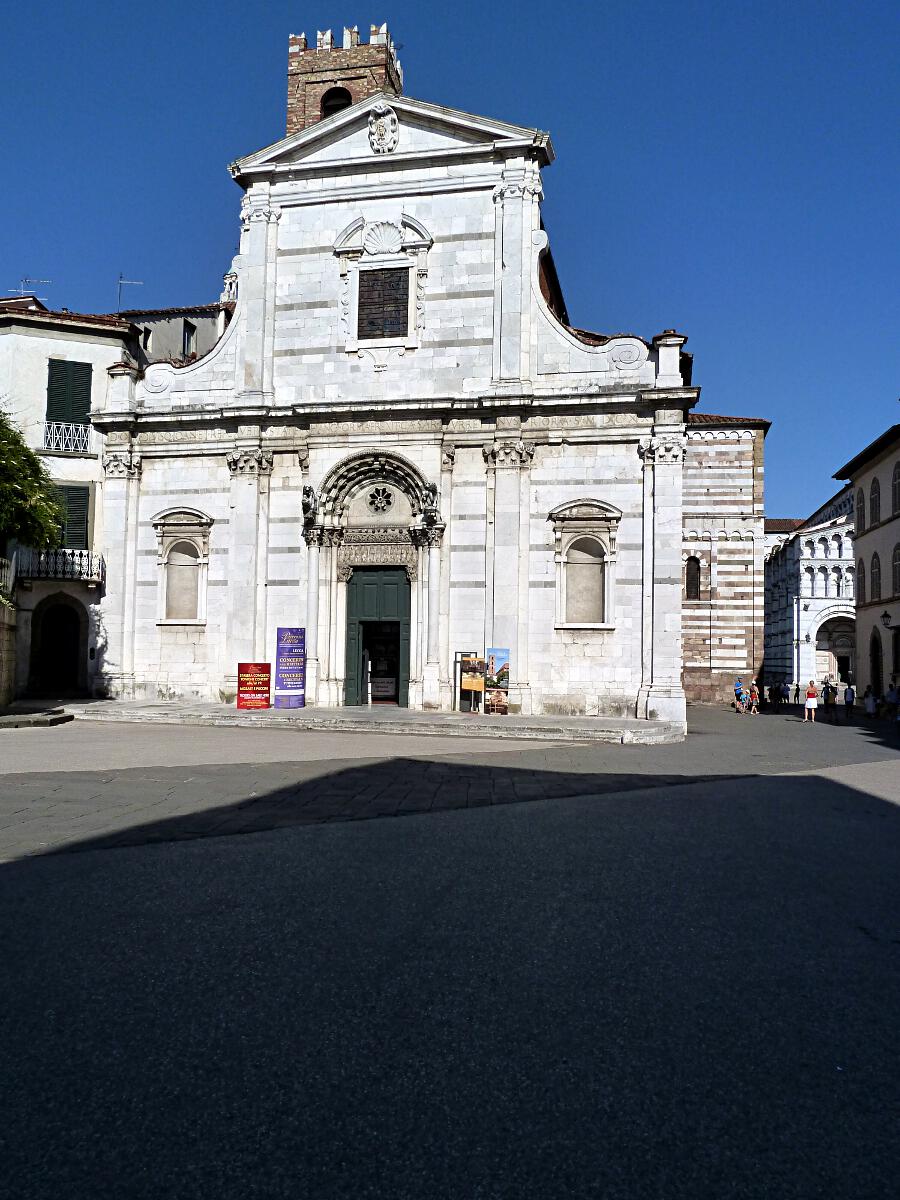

363,221,403,256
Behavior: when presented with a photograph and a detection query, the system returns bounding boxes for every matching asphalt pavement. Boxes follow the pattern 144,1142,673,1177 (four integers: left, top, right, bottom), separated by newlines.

1,707,899,1198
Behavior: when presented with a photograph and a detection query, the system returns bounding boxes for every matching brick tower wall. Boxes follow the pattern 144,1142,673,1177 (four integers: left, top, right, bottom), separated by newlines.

286,24,403,136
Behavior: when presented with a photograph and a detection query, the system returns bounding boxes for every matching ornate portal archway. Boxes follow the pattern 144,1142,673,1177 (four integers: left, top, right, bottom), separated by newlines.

302,450,445,708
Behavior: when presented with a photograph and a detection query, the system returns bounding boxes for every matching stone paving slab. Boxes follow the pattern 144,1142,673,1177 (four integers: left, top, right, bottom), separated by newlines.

57,698,684,744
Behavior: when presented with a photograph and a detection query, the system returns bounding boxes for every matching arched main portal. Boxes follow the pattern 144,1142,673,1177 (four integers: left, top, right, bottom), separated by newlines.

28,593,89,696
814,613,855,683
304,451,444,709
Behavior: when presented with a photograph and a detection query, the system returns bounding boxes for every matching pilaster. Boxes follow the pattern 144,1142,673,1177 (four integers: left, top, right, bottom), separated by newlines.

223,448,273,695
636,433,687,728
100,449,142,698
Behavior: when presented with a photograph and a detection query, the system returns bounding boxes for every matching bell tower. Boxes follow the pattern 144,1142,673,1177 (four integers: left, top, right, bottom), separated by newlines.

286,23,403,137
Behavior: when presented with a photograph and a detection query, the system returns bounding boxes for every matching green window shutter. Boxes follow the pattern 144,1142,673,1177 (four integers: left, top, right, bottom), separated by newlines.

46,360,70,423
46,360,92,425
69,362,92,424
55,485,90,549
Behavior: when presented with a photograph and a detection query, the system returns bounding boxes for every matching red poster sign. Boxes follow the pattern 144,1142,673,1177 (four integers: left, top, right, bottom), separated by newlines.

237,662,271,709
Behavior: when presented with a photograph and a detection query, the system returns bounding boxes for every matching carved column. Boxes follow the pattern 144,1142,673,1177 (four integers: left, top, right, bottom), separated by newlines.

223,448,273,696
416,523,445,709
101,450,141,697
302,525,324,703
483,439,535,711
438,445,455,708
636,435,687,727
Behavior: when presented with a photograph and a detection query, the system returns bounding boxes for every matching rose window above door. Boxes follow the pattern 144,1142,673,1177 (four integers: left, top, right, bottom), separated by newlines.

367,487,394,513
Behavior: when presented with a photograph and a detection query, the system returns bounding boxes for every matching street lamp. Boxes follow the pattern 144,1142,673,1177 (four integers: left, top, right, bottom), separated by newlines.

880,611,892,628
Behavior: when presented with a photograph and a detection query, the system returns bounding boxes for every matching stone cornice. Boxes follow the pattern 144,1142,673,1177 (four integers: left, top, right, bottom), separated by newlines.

91,388,665,434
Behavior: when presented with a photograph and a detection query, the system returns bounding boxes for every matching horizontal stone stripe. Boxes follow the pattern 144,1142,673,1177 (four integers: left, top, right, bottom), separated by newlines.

276,300,333,312
277,246,334,257
450,580,486,589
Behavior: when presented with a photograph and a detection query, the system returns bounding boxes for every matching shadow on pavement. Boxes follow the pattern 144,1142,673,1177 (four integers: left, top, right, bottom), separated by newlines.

42,759,744,856
1,770,899,1198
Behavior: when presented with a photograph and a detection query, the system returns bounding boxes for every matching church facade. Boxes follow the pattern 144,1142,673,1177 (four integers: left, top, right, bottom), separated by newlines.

92,25,767,728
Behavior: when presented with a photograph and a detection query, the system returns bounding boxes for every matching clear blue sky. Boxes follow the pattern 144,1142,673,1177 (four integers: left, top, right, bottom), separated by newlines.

3,1,898,516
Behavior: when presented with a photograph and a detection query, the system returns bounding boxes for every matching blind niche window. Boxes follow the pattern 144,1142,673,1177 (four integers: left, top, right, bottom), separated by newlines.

357,268,409,340
565,538,606,624
165,541,201,620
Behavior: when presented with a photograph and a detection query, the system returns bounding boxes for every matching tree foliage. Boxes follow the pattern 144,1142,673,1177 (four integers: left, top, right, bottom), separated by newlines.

0,408,63,551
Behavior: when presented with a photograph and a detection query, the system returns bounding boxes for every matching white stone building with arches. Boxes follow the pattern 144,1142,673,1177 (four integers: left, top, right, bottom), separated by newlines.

764,486,856,689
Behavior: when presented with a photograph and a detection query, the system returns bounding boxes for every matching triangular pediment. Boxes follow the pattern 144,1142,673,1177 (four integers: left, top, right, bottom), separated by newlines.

231,93,553,181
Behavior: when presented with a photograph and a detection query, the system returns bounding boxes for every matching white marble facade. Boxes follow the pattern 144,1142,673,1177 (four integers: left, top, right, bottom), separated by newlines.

764,488,856,688
95,89,703,727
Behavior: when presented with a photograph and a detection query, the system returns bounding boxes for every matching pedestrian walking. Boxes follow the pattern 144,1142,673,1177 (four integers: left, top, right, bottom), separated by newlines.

793,682,801,706
843,683,855,722
803,680,819,723
733,677,745,715
822,681,838,723
748,680,760,715
782,681,790,707
864,686,877,719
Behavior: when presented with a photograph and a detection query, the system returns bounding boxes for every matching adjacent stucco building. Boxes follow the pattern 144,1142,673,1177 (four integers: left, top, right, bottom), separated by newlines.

835,424,900,696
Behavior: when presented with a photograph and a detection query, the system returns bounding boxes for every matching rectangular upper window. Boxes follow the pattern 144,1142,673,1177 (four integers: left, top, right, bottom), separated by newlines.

182,320,197,357
46,360,92,426
357,268,409,340
54,484,90,549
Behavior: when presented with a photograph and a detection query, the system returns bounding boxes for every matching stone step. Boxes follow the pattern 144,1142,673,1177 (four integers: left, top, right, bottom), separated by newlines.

0,707,75,729
66,704,683,744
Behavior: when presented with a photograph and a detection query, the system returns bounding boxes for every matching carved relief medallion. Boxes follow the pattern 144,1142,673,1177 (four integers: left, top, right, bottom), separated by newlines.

368,101,399,153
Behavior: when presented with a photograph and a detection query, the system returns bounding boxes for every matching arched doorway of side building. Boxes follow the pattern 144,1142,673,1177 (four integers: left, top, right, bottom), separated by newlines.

28,593,89,697
814,612,855,683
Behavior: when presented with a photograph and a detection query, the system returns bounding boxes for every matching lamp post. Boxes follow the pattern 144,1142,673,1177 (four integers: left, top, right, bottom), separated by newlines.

880,611,892,629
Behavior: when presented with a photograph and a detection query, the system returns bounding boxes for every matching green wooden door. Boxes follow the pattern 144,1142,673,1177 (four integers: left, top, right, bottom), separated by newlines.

345,568,411,706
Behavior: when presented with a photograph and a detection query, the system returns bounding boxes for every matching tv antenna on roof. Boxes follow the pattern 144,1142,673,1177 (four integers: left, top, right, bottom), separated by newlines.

116,273,143,312
6,277,52,303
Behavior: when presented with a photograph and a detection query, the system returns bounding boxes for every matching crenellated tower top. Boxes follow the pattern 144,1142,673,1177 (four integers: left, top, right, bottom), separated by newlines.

286,23,403,136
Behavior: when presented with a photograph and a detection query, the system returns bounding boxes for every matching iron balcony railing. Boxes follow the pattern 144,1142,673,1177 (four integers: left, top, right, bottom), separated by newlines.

43,421,94,454
17,547,105,584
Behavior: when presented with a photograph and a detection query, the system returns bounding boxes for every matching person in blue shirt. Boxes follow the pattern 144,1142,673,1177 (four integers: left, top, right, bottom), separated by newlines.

734,678,745,715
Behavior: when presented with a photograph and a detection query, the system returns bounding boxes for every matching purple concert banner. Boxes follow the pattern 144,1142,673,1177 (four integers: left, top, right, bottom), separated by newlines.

274,627,306,709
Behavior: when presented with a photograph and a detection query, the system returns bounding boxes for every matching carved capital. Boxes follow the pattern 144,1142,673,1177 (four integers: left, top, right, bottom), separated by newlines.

441,444,456,470
302,525,325,548
483,440,536,469
297,445,310,470
226,449,273,476
639,436,684,466
102,451,141,478
411,523,445,549
322,528,345,548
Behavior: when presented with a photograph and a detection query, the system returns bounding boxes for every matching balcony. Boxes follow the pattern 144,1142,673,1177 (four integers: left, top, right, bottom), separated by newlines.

42,421,94,454
17,548,105,585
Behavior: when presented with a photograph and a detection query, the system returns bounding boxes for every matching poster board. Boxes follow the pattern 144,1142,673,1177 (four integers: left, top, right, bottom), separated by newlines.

485,647,510,715
460,656,486,693
237,662,271,709
274,627,306,709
